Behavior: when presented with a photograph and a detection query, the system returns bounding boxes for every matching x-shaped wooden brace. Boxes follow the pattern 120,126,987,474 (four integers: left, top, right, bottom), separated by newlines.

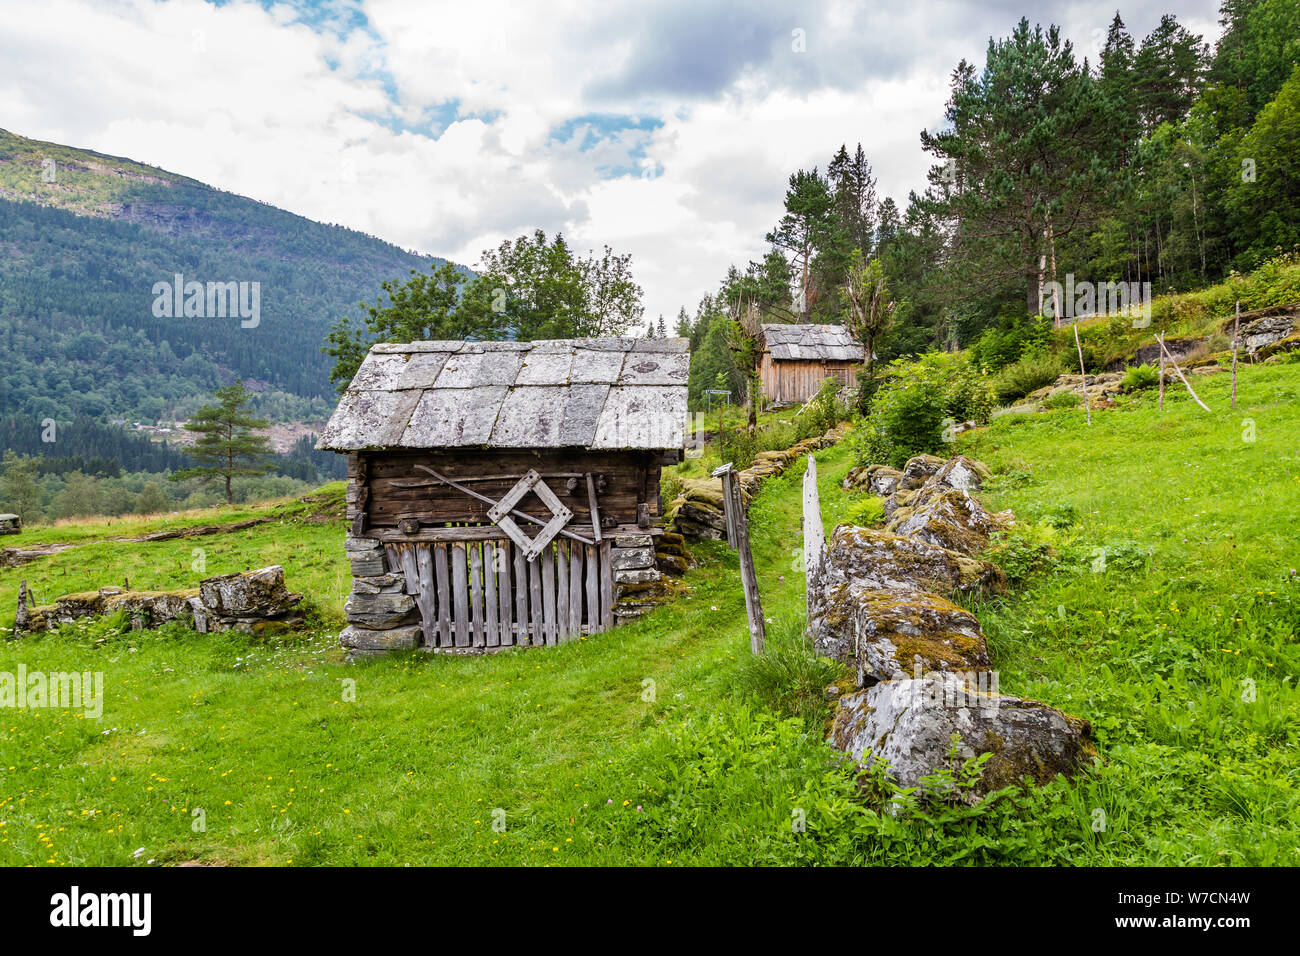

487,469,573,562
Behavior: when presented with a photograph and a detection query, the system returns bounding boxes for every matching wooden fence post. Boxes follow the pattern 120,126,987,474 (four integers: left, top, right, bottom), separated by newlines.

802,455,825,618
1158,332,1166,411
1073,323,1091,425
1157,335,1212,411
713,462,766,655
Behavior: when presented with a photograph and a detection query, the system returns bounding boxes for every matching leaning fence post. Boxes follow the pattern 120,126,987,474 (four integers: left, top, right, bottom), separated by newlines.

713,462,765,655
1073,323,1091,425
13,580,29,638
1157,335,1212,411
802,455,825,617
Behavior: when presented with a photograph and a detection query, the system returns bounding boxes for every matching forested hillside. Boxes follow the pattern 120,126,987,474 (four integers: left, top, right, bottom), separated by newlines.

0,127,468,469
678,0,1300,406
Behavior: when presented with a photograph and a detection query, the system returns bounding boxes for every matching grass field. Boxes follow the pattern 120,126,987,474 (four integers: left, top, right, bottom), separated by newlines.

1,360,1297,865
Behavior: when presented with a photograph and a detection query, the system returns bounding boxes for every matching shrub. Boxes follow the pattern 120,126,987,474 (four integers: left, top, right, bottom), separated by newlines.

798,377,849,439
1121,363,1160,390
841,496,885,527
1042,390,1082,410
852,353,995,468
993,351,1063,404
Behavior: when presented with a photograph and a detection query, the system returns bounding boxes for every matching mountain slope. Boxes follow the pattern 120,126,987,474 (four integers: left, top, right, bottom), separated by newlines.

0,128,468,466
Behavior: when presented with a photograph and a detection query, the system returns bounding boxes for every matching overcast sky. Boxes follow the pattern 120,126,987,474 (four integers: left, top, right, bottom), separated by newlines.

1,0,1223,324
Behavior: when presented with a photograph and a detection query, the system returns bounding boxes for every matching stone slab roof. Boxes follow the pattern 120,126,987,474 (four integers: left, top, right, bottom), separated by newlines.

761,323,866,362
317,338,690,452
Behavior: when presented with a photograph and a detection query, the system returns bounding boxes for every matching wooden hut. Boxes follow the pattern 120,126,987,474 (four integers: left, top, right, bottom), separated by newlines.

758,324,866,404
317,337,689,657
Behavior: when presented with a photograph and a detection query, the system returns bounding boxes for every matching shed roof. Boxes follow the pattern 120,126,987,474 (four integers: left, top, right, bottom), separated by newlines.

317,338,689,452
761,324,865,362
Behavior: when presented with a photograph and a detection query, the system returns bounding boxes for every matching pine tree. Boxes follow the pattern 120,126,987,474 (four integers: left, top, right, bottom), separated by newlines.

169,380,272,505
1134,14,1210,133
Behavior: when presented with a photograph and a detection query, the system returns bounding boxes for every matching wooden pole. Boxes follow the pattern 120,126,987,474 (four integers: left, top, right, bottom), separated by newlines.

712,462,765,655
1073,323,1091,425
1157,336,1212,411
802,455,825,620
13,580,29,637
1232,300,1240,410
1158,332,1166,411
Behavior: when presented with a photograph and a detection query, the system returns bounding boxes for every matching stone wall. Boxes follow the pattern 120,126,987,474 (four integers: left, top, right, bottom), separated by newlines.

665,423,850,541
11,566,303,638
810,454,1095,798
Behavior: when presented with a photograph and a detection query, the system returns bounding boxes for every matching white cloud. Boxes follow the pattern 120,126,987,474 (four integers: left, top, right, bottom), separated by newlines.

0,0,1222,322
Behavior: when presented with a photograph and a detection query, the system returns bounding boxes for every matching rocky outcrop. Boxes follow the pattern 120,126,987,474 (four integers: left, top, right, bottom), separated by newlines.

665,423,850,540
830,675,1095,799
12,566,303,637
813,584,992,687
812,453,1092,795
818,526,1005,598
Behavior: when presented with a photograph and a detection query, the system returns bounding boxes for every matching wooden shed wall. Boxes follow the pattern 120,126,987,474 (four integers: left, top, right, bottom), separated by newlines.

759,354,860,404
347,448,663,534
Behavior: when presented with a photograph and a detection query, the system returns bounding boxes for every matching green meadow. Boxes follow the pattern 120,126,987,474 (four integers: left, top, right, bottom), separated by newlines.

1,360,1297,865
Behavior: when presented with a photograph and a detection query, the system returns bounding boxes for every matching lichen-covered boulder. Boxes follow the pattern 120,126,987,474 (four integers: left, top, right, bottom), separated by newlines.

810,583,991,687
103,589,199,630
199,566,300,617
886,488,1011,556
819,526,1005,597
897,454,947,490
922,455,990,494
830,675,1095,798
843,464,904,497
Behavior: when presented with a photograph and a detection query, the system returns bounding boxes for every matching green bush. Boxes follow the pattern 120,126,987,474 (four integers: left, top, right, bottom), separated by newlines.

1042,390,1082,409
798,377,849,439
1121,364,1160,390
842,496,885,526
993,351,1063,404
852,353,994,468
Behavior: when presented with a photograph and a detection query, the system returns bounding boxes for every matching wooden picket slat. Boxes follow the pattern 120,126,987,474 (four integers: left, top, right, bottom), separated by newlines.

416,545,435,648
585,543,598,636
529,553,544,645
514,545,529,644
452,543,470,647
484,541,500,646
469,543,485,647
496,540,513,646
568,541,584,636
556,540,570,642
434,543,451,646
542,545,558,645
599,541,614,631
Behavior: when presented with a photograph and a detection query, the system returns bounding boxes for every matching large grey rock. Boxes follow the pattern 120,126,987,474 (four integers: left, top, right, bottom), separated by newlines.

199,566,300,617
886,488,1011,556
897,454,947,491
344,591,418,628
811,583,991,687
830,675,1095,798
819,526,1005,597
610,546,656,571
340,624,423,650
